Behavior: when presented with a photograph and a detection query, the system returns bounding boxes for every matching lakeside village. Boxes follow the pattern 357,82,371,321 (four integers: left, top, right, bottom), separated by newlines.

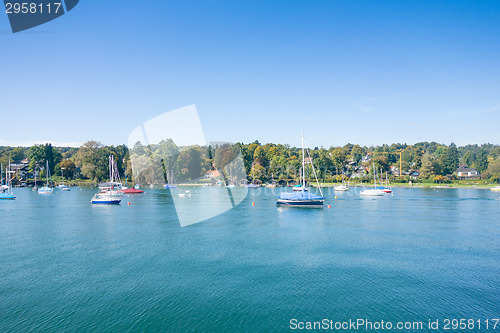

2,140,500,189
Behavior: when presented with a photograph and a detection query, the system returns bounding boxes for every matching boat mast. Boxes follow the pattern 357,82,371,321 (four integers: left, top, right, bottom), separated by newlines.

1,163,3,187
46,160,49,187
301,132,305,188
8,160,13,195
252,162,255,184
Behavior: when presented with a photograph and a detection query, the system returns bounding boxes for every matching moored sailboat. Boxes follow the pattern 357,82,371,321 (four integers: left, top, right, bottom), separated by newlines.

0,161,16,200
334,171,349,191
277,133,325,207
360,162,385,196
246,162,260,188
38,161,54,194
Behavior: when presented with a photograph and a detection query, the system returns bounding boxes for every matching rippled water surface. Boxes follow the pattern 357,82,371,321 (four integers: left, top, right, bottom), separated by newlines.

1,187,499,332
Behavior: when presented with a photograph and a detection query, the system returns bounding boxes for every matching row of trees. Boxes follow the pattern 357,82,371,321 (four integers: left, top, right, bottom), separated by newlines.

1,140,499,183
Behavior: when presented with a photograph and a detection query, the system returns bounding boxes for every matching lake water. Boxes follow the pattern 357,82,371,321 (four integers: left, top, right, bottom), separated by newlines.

1,187,499,332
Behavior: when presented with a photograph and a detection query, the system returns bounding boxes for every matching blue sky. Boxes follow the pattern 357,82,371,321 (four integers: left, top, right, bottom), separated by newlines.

1,0,500,148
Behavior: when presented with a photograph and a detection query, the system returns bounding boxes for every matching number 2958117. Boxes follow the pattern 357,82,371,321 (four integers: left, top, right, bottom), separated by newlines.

5,2,62,14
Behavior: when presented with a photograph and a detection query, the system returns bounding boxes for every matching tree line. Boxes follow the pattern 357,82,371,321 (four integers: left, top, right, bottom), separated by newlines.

1,140,499,183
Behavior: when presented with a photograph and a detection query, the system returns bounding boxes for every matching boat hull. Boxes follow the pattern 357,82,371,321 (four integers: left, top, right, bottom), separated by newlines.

276,199,324,208
91,199,121,205
360,189,385,196
0,193,16,200
38,187,53,194
122,188,144,194
334,186,349,191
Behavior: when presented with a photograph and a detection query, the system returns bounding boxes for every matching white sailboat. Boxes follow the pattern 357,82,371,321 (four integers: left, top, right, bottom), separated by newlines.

58,168,70,191
334,170,349,191
98,155,123,192
38,161,54,194
360,162,385,196
246,163,259,188
92,155,122,204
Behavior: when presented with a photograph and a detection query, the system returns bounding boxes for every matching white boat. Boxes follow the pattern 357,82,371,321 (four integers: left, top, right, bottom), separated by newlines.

57,167,70,191
246,163,260,188
360,162,385,196
38,161,53,194
360,188,385,196
277,133,325,208
91,192,121,205
92,155,123,203
98,155,124,195
0,162,16,200
98,155,123,191
334,184,349,191
491,186,500,192
334,171,349,191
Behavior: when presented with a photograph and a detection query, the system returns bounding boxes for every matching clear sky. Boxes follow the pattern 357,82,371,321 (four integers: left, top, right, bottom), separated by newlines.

1,0,500,148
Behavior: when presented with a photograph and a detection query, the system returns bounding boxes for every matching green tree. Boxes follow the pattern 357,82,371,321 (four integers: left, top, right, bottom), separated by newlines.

474,148,489,173
55,159,76,179
420,153,441,178
442,143,459,175
76,141,110,182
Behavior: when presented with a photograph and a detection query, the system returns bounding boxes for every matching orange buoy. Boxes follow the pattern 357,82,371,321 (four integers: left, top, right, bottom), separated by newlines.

328,205,332,208
335,196,338,199
252,202,255,205
127,202,131,205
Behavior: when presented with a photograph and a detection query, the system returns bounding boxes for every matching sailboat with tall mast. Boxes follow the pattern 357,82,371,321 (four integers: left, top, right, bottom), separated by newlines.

334,170,349,191
38,161,54,194
91,155,122,204
245,162,259,188
98,155,123,191
360,162,385,196
0,161,16,200
277,133,325,207
32,163,39,191
164,170,178,189
58,168,71,191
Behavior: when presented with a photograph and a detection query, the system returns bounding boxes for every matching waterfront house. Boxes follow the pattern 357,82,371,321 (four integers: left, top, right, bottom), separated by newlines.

204,170,221,179
455,164,480,180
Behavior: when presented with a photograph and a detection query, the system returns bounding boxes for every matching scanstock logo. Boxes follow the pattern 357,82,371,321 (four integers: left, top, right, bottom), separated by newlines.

3,0,79,33
128,105,248,227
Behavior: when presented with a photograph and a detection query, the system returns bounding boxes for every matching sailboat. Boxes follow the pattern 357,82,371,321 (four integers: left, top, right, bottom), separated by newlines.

38,161,54,194
360,162,385,196
91,155,122,204
225,168,236,188
0,163,7,192
377,171,392,193
32,163,38,191
58,168,70,191
98,155,123,192
277,133,325,207
334,170,349,191
0,161,16,200
164,170,178,189
245,163,259,188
